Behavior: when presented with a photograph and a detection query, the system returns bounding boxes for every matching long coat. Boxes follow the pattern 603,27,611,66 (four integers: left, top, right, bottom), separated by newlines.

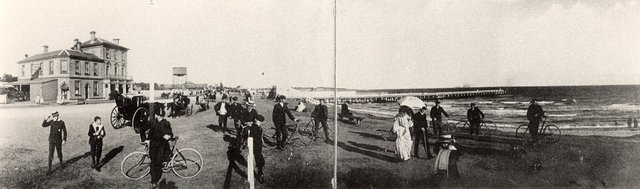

272,103,295,125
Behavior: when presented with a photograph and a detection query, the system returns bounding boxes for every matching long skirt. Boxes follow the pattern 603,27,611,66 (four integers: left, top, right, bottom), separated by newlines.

395,130,413,161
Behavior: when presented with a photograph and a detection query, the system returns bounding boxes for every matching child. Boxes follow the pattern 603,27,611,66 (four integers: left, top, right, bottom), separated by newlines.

88,116,106,171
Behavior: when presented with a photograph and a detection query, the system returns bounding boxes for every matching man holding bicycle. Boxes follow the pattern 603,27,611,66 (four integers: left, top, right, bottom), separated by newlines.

311,99,331,142
430,100,449,137
526,98,545,140
272,95,299,150
141,108,174,188
467,103,485,136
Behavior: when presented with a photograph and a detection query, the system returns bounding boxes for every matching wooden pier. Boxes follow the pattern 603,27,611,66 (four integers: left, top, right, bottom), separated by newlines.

294,89,506,104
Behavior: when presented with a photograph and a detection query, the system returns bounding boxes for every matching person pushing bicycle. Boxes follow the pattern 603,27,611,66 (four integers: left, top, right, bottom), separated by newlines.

526,98,545,140
141,107,173,188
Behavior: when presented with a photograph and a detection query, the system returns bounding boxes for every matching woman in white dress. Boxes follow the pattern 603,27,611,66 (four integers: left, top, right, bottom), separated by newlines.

393,109,413,161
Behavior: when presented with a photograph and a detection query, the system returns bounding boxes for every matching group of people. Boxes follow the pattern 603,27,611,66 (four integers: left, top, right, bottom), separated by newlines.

393,98,546,161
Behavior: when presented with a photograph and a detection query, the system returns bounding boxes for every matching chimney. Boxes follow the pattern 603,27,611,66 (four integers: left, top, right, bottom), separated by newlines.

74,39,80,50
90,31,96,42
43,45,48,53
113,38,120,44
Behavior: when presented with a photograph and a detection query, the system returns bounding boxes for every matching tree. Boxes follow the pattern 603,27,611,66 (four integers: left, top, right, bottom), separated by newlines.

1,73,17,82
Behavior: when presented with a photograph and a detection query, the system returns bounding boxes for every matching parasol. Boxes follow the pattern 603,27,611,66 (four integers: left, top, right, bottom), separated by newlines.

397,96,426,109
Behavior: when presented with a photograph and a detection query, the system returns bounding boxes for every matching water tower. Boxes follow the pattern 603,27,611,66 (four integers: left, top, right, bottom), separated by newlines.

172,67,188,86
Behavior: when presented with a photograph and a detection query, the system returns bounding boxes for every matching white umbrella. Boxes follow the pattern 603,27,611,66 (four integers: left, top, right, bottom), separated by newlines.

397,96,426,109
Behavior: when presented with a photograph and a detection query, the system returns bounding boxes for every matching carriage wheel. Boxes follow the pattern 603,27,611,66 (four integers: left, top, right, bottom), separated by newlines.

132,107,149,133
111,106,125,129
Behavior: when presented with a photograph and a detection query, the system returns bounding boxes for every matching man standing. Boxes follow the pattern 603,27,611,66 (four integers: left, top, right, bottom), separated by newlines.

272,95,298,150
467,103,485,136
311,99,331,142
242,102,259,125
142,109,174,189
430,100,449,137
229,97,244,134
42,111,67,174
413,107,433,158
88,116,106,171
245,114,267,183
526,98,545,140
215,96,231,132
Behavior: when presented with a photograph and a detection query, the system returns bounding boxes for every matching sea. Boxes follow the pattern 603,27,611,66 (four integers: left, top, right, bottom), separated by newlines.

348,85,640,128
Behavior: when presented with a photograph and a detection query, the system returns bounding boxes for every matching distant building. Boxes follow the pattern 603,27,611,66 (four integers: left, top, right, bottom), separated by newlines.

11,31,132,102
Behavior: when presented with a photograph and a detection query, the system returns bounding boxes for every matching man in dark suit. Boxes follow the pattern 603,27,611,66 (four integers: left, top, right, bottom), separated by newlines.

527,98,545,140
430,100,449,137
413,107,433,159
88,116,106,171
141,109,173,189
215,96,231,132
311,99,331,142
242,102,259,125
467,103,485,136
272,95,298,150
229,97,244,134
42,111,67,174
341,101,352,116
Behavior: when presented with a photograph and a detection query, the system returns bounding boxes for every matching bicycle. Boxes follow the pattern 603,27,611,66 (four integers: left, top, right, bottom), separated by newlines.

454,119,498,135
120,136,204,180
428,119,458,135
515,117,561,143
262,120,305,147
300,117,334,146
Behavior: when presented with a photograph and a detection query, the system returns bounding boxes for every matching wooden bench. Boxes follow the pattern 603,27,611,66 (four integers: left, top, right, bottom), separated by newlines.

338,113,365,125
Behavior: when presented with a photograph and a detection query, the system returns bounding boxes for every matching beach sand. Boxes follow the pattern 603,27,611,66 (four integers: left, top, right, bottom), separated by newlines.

2,96,640,188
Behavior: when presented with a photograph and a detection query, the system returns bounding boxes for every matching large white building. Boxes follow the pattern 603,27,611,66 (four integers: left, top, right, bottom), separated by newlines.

12,31,132,102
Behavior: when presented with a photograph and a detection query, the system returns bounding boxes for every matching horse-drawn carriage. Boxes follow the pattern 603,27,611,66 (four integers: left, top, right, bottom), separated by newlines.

110,94,165,133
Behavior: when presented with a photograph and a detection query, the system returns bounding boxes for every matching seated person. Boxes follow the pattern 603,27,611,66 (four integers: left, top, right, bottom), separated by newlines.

341,101,353,116
295,101,306,112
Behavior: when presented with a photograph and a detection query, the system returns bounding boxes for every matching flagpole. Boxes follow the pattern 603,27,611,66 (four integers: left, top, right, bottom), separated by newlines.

332,0,338,188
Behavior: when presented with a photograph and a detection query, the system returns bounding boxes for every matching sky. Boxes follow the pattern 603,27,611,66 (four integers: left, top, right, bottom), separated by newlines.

1,0,639,89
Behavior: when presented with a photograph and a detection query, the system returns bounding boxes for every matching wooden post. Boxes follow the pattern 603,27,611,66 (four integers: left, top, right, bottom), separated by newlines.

247,134,255,189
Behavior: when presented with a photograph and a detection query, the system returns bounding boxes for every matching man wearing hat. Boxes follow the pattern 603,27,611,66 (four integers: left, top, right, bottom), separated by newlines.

215,95,231,132
242,102,259,125
141,107,173,188
244,114,267,183
229,97,244,134
42,111,67,173
433,135,461,181
430,100,449,137
467,103,485,136
526,98,545,140
272,95,299,150
311,99,331,142
413,106,433,158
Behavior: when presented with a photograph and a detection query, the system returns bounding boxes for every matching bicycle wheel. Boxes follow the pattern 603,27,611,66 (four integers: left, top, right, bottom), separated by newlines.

454,121,469,134
121,151,151,180
443,123,458,133
515,124,529,138
262,127,278,147
483,121,498,134
172,148,204,178
541,125,561,143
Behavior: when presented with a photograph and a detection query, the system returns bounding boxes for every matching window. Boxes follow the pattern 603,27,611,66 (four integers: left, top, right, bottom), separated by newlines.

75,80,81,96
21,65,25,77
49,61,54,74
114,64,119,76
39,62,43,75
85,62,90,75
106,63,110,76
122,66,125,76
93,63,98,76
31,63,38,75
105,48,110,59
61,60,68,74
123,52,126,62
114,51,118,61
93,81,99,96
75,61,80,75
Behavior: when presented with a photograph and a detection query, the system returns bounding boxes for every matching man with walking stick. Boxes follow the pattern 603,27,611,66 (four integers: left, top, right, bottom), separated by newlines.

413,107,434,159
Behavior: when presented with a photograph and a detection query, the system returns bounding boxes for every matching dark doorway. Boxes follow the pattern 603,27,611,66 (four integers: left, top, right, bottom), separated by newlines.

84,83,89,99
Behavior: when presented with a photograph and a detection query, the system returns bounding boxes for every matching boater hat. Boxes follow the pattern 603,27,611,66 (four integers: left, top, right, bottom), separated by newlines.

51,111,59,116
246,102,256,106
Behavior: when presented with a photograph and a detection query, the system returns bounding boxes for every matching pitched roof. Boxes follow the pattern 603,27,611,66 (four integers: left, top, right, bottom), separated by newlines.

80,38,129,50
18,49,104,63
